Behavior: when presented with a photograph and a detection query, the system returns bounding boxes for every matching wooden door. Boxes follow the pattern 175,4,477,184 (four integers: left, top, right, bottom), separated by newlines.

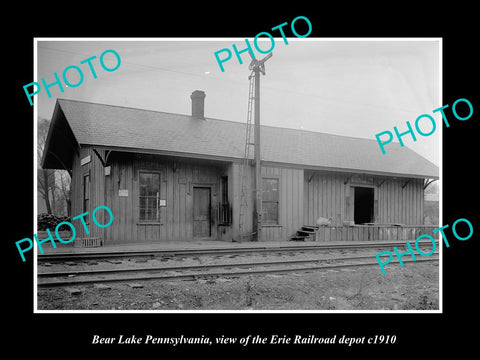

193,187,211,237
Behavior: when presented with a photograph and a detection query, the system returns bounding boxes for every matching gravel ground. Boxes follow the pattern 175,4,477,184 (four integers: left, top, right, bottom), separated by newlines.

37,260,439,311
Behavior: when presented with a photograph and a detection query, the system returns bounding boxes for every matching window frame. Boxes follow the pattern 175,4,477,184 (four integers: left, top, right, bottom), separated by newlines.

218,176,230,225
262,177,280,225
138,171,161,223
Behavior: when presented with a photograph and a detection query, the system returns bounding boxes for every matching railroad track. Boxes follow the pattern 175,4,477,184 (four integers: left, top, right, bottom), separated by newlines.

37,253,439,288
37,240,438,263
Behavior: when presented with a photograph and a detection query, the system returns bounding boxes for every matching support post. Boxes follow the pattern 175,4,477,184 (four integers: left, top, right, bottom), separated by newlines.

248,52,272,242
253,66,262,242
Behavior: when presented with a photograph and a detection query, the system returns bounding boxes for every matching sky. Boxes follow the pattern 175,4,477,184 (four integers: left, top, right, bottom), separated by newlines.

35,38,441,166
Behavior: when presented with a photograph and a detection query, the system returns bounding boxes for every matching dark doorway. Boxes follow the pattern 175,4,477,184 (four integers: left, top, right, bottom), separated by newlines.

354,187,374,224
193,187,211,237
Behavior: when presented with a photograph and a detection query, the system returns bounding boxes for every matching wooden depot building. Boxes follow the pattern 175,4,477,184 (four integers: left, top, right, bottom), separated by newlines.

41,91,439,246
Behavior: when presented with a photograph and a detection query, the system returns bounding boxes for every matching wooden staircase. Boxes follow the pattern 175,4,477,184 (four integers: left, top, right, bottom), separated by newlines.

290,225,319,241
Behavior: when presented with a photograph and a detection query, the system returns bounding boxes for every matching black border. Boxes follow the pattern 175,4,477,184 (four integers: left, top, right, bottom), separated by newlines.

7,5,478,356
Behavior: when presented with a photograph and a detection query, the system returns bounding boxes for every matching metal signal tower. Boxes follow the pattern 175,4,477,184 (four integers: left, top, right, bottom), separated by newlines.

239,52,272,242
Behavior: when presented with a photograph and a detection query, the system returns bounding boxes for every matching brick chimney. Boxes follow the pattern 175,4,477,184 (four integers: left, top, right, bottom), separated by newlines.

190,90,206,119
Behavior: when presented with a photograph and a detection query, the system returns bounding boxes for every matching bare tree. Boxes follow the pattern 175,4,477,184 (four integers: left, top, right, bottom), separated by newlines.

58,170,71,216
38,118,55,214
38,117,72,216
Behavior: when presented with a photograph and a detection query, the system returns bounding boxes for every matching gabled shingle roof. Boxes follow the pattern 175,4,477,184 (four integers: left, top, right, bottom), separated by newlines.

45,98,439,179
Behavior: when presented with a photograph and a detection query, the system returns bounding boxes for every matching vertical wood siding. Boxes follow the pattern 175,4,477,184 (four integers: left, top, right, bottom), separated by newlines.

303,171,348,226
70,147,105,241
376,177,424,224
70,147,426,245
229,165,303,242
260,166,304,241
72,149,226,244
103,154,224,244
303,171,425,227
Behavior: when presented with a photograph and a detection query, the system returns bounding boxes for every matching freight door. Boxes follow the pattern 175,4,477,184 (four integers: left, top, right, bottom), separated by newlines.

193,187,211,237
353,186,374,224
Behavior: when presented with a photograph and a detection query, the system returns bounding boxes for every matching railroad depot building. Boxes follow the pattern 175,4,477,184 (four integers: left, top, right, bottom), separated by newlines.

41,92,439,246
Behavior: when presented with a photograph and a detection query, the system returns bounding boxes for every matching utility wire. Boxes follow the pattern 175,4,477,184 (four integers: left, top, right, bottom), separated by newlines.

37,45,435,116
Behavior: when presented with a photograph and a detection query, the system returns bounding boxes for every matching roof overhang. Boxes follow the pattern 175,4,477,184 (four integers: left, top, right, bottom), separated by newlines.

261,161,439,180
41,101,80,170
79,144,241,165
73,144,439,180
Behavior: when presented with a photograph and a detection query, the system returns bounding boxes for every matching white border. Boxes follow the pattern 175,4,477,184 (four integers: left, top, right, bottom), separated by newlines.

33,37,443,314
33,38,39,311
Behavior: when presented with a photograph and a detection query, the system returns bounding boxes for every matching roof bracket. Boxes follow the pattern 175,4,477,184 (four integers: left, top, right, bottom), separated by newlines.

344,175,353,185
377,179,386,187
424,178,437,190
92,148,112,167
401,179,411,189
105,150,112,164
307,174,314,183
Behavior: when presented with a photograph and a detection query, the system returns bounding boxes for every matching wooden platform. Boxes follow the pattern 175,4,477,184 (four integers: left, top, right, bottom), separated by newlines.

314,224,439,242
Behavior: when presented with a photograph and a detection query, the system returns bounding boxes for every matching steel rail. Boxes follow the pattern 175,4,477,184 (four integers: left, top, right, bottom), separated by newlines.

37,254,393,277
37,255,439,288
37,240,438,262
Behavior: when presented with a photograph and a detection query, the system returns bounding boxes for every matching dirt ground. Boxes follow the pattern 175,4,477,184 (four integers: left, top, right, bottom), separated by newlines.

37,261,439,311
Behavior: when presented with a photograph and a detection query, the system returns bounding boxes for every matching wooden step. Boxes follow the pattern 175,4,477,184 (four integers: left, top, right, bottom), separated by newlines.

297,230,313,237
290,236,306,241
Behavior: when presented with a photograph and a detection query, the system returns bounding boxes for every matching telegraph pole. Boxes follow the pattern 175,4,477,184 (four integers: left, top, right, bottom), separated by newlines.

249,52,272,242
